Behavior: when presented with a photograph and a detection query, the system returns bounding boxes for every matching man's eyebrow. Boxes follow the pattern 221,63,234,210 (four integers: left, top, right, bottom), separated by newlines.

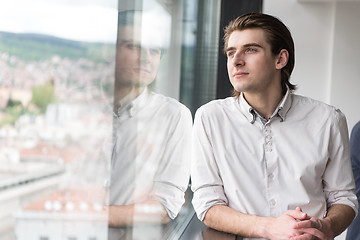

117,39,137,44
243,43,264,49
225,46,236,53
226,43,264,52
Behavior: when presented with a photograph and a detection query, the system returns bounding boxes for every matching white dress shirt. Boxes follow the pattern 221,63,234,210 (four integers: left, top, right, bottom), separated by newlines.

191,90,358,221
110,88,192,219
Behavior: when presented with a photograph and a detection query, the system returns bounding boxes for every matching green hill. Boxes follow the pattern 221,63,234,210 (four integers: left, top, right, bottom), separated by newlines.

0,31,115,63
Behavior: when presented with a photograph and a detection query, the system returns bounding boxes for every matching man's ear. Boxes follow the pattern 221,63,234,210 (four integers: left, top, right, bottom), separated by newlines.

275,49,289,70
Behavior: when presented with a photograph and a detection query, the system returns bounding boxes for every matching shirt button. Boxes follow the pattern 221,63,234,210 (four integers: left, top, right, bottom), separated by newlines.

265,148,272,152
269,173,274,180
270,199,276,206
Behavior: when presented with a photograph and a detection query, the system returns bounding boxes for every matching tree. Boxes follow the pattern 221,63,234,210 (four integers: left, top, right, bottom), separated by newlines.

6,98,22,108
31,81,55,113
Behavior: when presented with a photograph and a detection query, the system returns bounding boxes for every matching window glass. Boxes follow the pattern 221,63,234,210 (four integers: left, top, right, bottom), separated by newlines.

0,1,116,239
0,0,220,239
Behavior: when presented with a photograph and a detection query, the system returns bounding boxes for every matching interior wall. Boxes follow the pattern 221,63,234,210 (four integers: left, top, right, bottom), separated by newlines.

330,2,360,132
263,0,360,132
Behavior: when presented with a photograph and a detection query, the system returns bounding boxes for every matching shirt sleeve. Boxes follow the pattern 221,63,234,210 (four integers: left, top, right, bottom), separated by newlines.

152,106,192,219
191,107,228,221
323,109,358,216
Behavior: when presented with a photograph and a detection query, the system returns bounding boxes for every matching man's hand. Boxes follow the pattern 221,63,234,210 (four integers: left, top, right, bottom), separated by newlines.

203,205,354,239
291,213,334,240
263,207,309,240
204,205,312,239
107,200,171,227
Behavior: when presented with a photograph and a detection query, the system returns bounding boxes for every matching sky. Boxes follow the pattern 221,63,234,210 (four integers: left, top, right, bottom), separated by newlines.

0,0,118,43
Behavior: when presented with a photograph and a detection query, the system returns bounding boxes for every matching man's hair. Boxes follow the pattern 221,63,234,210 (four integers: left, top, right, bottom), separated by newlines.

117,10,165,56
224,13,296,97
118,10,141,28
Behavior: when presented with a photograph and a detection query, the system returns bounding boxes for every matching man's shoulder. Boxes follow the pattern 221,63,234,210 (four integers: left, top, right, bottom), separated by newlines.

292,94,338,112
198,97,235,113
351,120,360,141
150,92,191,116
291,94,345,121
353,120,360,132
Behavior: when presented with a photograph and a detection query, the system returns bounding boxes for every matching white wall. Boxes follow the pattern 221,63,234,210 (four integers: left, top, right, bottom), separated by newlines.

330,2,360,133
263,0,360,133
263,1,360,239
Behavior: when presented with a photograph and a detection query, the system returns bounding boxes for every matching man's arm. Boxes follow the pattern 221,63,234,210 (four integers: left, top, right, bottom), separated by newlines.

293,110,357,239
204,205,309,239
294,204,356,240
108,200,171,227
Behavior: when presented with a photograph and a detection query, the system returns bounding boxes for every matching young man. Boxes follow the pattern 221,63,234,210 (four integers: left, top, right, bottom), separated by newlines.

191,13,358,240
107,10,192,236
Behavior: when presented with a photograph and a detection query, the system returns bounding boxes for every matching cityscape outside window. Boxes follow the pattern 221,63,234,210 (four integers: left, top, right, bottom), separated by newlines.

0,0,220,239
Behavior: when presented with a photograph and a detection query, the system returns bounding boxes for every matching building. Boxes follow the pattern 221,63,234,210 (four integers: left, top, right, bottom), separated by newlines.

14,187,107,240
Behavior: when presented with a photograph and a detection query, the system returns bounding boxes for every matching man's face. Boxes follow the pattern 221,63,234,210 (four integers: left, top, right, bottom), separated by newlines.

226,29,282,96
115,26,161,89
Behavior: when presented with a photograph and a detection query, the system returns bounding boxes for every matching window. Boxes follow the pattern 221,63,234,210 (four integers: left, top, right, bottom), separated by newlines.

0,0,236,239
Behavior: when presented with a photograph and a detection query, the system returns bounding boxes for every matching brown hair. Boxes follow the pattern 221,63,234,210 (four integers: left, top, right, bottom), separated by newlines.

224,13,296,97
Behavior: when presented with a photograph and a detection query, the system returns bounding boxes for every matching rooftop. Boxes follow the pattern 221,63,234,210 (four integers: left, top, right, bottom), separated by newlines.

23,186,106,214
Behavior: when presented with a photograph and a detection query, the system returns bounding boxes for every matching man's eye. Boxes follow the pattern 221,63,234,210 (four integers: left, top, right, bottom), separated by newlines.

149,48,161,55
227,51,235,57
246,48,256,53
126,43,140,50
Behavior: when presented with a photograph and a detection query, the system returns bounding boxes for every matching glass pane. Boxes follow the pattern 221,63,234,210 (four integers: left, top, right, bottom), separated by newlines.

109,0,194,239
0,0,221,239
0,0,117,239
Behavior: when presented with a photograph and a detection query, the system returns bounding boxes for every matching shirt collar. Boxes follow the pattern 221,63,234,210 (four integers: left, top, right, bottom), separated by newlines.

237,87,292,124
115,88,150,118
238,93,256,124
277,87,292,122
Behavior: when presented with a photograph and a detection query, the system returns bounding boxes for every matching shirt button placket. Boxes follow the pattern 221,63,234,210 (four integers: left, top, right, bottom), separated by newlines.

264,124,273,152
264,123,278,215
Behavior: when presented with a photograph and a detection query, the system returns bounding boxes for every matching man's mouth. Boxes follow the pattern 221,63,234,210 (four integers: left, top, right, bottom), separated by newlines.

134,67,151,74
234,71,249,78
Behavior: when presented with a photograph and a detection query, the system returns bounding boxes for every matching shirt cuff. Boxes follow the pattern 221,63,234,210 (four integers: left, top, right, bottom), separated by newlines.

326,190,359,217
152,181,187,220
192,185,228,221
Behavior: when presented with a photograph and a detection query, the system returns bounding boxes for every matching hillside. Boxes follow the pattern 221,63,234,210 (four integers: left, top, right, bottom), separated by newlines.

0,31,115,63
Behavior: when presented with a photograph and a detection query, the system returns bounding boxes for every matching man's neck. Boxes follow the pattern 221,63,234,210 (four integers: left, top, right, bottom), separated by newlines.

113,86,145,111
243,87,284,120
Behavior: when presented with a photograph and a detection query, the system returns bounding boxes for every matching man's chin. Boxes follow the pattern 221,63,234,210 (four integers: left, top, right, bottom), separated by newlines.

115,77,155,88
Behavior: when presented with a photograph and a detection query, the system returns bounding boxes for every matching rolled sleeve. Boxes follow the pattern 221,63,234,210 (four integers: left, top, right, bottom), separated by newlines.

192,185,228,221
191,107,228,221
323,109,358,216
325,190,358,217
152,106,192,219
152,181,188,219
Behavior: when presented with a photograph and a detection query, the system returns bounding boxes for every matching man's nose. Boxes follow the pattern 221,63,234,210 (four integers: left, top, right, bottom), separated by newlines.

232,51,245,66
140,48,152,62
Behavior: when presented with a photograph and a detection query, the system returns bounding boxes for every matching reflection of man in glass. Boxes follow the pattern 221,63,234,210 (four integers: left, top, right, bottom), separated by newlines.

107,10,192,231
113,11,161,107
